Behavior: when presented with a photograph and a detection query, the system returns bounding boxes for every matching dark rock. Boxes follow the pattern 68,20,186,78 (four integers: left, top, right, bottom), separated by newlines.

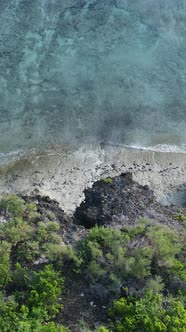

21,194,66,222
120,172,133,183
74,172,186,231
143,185,149,190
19,194,84,245
74,173,155,228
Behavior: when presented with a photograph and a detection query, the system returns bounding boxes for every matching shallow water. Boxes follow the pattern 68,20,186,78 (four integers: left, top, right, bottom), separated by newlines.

1,1,186,155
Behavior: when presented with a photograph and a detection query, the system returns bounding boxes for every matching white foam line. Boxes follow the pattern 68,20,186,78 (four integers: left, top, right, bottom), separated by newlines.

113,143,186,153
0,142,186,165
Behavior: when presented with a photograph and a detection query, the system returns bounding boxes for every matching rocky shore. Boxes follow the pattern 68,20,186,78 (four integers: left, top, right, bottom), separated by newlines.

0,145,186,214
6,170,185,331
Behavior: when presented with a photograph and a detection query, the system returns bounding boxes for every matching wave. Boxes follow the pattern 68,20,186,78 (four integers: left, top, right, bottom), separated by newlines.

119,144,186,153
0,150,24,162
0,142,186,166
0,148,39,165
99,141,186,153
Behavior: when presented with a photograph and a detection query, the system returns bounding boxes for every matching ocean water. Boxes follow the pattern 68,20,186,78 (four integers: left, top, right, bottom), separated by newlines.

1,0,186,157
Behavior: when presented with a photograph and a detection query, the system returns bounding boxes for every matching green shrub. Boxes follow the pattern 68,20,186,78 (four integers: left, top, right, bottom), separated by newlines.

103,178,113,184
77,226,152,292
0,194,69,266
109,290,186,332
0,194,25,218
28,265,64,319
96,327,110,332
0,240,11,288
0,195,68,331
77,222,186,297
175,214,186,222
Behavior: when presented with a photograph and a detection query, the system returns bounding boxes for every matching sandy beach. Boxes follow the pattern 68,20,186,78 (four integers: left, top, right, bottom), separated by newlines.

0,145,185,214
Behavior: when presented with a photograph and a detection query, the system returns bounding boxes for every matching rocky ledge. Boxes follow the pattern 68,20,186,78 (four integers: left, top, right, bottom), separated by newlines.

18,172,186,238
75,172,186,231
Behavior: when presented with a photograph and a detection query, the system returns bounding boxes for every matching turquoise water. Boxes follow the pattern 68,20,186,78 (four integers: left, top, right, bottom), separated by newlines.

0,0,186,154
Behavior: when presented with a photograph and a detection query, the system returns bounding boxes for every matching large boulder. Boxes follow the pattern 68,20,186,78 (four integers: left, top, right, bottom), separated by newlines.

74,173,154,228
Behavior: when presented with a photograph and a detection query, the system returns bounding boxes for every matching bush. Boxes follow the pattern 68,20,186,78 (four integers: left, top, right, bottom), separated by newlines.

77,222,186,297
77,226,131,292
0,195,68,331
0,240,11,288
109,290,186,332
0,194,68,265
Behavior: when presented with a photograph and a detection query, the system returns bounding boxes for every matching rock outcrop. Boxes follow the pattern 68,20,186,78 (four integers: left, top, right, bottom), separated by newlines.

75,172,186,231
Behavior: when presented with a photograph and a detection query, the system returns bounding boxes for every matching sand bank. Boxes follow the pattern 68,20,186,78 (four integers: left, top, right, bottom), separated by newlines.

0,145,185,214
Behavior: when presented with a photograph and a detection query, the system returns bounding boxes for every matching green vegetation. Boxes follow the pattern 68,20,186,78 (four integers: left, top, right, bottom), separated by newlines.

175,213,186,228
109,290,186,332
175,214,186,222
0,194,69,331
75,220,186,331
0,194,185,331
76,221,186,297
103,177,113,184
0,194,68,265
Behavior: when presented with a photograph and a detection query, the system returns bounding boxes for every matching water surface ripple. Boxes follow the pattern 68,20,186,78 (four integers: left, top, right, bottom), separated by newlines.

0,0,186,155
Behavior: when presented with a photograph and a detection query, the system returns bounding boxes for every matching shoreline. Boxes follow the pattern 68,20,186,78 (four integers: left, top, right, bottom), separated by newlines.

0,145,185,214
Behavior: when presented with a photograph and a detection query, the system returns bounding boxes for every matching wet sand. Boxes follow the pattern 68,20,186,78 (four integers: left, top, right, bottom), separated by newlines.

0,145,185,214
